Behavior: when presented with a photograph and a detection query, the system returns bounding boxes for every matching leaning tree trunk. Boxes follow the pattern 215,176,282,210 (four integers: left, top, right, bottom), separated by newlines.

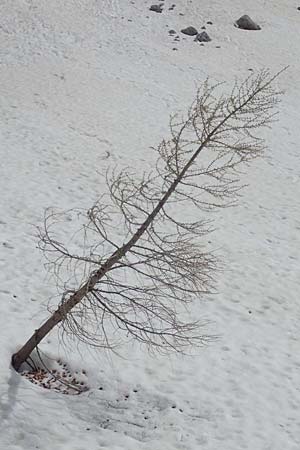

11,160,193,371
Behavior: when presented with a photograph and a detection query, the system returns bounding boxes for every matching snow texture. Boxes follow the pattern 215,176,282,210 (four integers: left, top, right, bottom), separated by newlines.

1,1,300,449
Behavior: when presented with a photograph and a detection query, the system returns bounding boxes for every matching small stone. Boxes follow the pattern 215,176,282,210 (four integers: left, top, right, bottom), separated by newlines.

235,15,261,30
201,25,206,29
168,29,176,35
2,242,14,249
298,6,300,10
181,26,198,36
150,4,163,13
194,31,211,42
172,47,178,51
207,21,213,25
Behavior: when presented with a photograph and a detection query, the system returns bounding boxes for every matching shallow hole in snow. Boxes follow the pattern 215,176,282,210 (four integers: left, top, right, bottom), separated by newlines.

18,353,90,395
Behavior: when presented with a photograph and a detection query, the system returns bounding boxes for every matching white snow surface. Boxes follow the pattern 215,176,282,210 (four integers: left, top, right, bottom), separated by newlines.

1,1,300,449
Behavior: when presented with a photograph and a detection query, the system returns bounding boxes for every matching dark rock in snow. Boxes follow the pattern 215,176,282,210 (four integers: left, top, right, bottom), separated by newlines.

234,15,261,30
181,26,198,36
194,31,211,42
168,29,177,35
150,4,163,13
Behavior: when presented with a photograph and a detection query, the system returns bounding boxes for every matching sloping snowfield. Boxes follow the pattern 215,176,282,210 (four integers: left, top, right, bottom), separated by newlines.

1,1,300,449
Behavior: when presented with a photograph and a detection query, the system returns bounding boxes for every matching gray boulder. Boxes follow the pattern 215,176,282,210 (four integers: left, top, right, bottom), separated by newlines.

194,31,211,42
181,26,198,36
150,4,163,13
235,15,261,30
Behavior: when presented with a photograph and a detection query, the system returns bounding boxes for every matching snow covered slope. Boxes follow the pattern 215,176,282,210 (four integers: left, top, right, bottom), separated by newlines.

1,1,300,449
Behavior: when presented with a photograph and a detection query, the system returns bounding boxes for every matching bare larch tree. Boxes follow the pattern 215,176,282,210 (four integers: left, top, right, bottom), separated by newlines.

12,69,283,371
